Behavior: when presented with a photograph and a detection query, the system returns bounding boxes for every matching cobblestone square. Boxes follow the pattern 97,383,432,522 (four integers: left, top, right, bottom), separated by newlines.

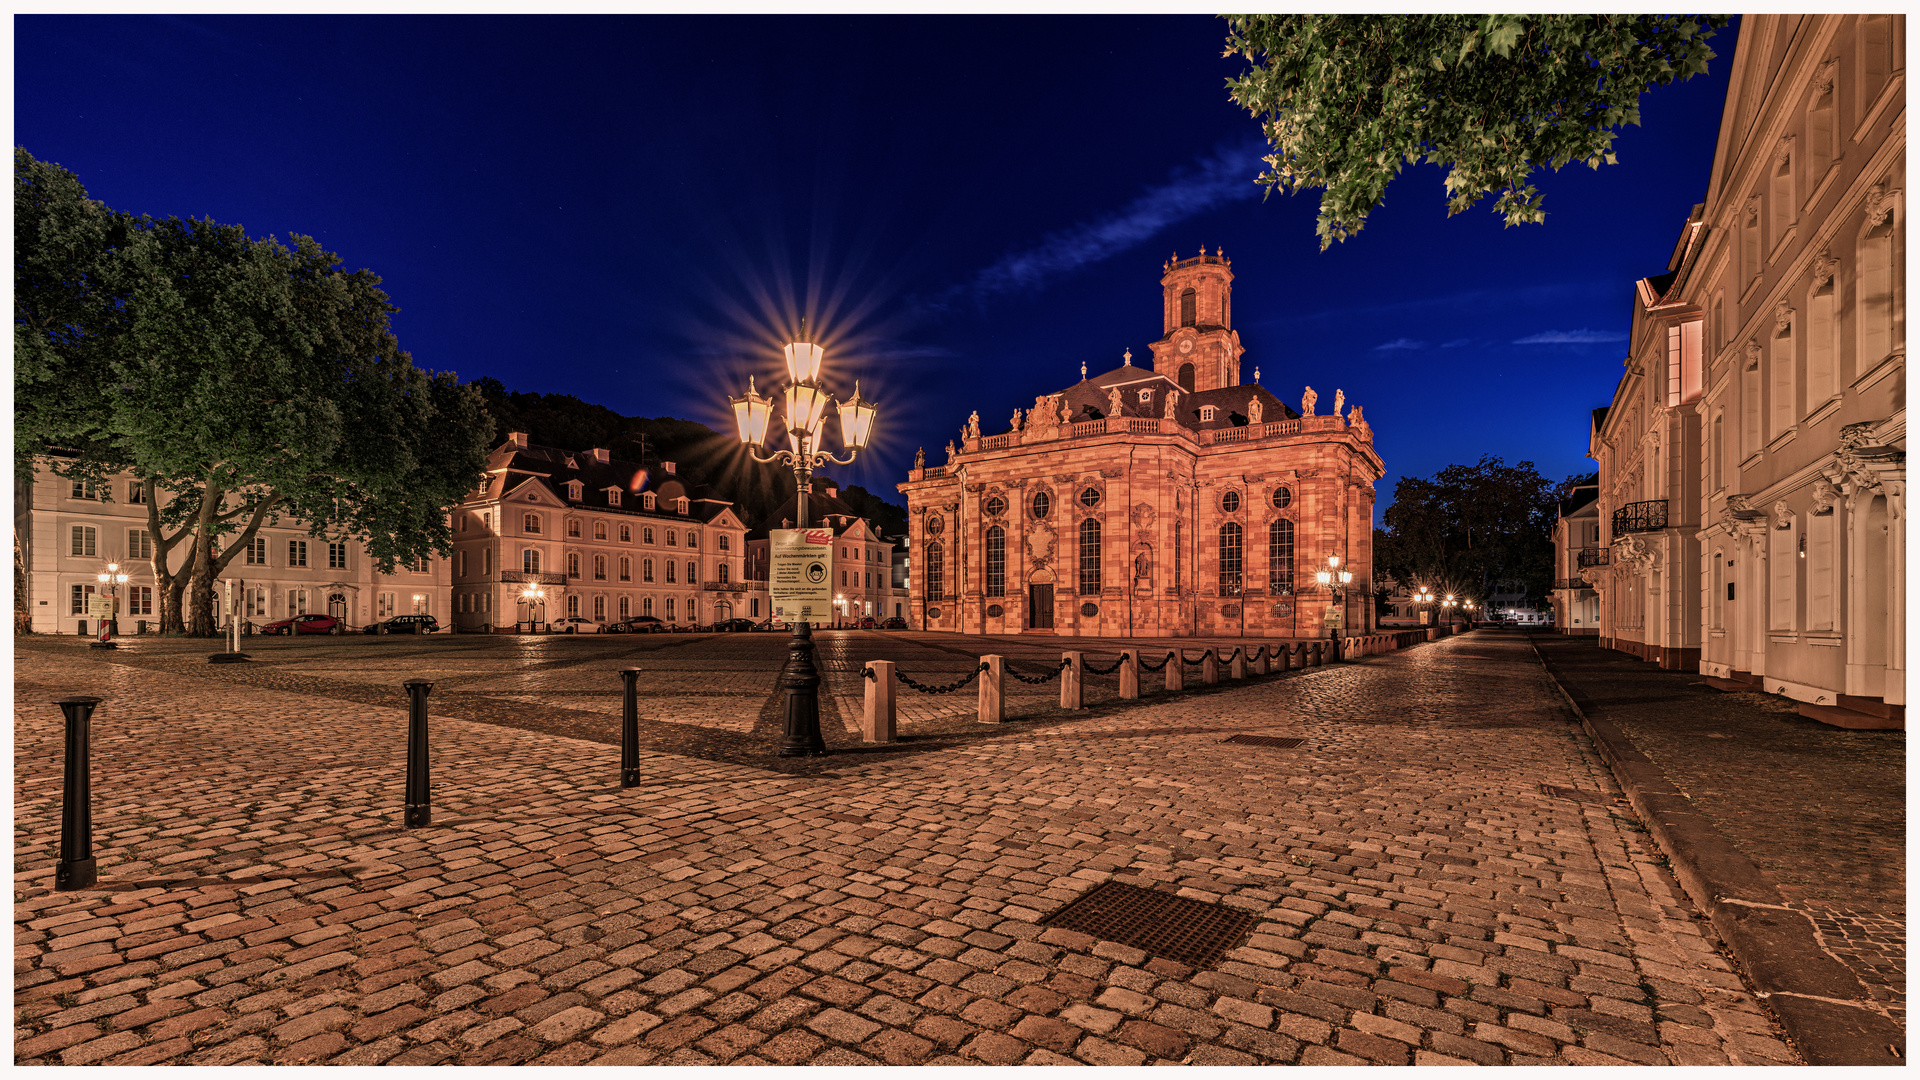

14,630,1813,1064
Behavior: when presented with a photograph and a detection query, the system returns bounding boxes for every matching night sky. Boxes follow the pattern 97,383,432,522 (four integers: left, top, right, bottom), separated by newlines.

16,15,1738,519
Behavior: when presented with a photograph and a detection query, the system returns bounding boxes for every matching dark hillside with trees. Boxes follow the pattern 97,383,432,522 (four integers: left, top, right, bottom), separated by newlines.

469,378,906,534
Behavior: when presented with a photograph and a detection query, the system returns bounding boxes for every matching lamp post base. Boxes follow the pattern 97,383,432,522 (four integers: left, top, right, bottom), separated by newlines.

777,621,828,757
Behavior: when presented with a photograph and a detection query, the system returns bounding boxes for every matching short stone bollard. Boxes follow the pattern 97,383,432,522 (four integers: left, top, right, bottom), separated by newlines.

403,679,433,829
1061,652,1083,710
1119,649,1139,700
978,655,1005,723
55,696,102,891
1165,650,1184,692
619,668,642,787
1250,646,1267,675
1230,648,1248,680
1202,649,1220,685
862,661,896,742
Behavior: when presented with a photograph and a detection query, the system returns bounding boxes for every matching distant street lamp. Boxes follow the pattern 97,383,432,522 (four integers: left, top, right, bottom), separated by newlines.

521,586,546,633
1414,587,1434,626
1315,554,1353,649
1443,594,1458,630
730,325,880,757
93,562,129,648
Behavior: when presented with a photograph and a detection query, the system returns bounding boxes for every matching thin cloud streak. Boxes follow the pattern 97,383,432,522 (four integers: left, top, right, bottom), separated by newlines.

934,140,1265,311
1373,338,1426,351
1512,328,1628,345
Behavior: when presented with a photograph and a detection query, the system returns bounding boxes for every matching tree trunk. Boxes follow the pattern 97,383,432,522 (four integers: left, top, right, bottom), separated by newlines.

186,485,280,637
146,479,193,635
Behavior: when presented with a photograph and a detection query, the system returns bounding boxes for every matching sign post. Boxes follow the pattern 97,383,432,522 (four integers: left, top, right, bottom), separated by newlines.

768,529,833,756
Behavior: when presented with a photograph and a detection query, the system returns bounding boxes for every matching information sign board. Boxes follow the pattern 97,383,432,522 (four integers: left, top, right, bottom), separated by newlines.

769,529,833,622
1322,609,1343,629
87,597,117,620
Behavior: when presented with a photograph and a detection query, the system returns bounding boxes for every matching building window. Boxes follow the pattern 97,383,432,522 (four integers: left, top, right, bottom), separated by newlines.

1769,311,1795,439
687,532,698,549
665,560,676,583
620,524,632,543
127,482,146,504
127,529,153,560
288,589,309,616
643,527,655,544
1807,272,1838,409
643,493,657,510
328,541,348,569
1665,319,1703,407
717,563,729,585
457,551,467,577
286,540,307,567
619,556,631,581
593,595,606,621
842,569,849,587
666,530,677,547
1768,518,1796,631
1031,491,1051,519
1806,75,1836,185
925,542,944,598
594,521,607,540
1219,522,1243,595
568,594,580,617
1180,288,1196,327
685,561,697,584
1268,519,1294,594
593,554,606,580
1178,363,1195,394
1271,486,1292,509
1859,189,1899,368
482,547,491,576
70,583,94,614
378,592,396,619
1742,196,1761,285
1200,405,1217,421
129,585,152,616
686,598,697,622
567,518,582,538
643,596,654,617
1079,487,1101,508
608,490,621,507
524,513,541,534
618,595,631,618
69,479,97,500
665,596,675,621
1808,511,1838,631
70,525,97,557
984,525,1005,597
568,552,581,578
1138,388,1153,403
523,549,541,574
1741,347,1762,459
643,558,655,582
676,497,689,514
718,534,730,552
751,598,761,618
1078,518,1102,595
1221,490,1241,513
1768,148,1795,248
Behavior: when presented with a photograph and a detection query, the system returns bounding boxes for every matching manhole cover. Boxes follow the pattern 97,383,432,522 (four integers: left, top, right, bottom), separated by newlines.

1222,734,1305,749
1041,881,1257,969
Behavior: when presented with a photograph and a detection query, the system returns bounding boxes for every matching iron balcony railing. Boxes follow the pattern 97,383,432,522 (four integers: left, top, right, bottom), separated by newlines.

1576,546,1610,569
1552,577,1594,590
1610,500,1669,535
500,570,567,586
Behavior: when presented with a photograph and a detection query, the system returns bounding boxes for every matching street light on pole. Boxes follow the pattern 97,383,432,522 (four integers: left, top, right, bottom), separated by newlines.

521,586,545,633
92,563,128,648
1314,554,1353,650
730,324,880,757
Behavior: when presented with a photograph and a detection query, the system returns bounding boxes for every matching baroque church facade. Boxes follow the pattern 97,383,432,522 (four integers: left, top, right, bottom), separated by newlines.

898,250,1384,638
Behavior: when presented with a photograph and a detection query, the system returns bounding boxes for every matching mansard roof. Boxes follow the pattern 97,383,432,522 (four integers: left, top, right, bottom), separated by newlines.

470,438,737,525
1051,364,1299,431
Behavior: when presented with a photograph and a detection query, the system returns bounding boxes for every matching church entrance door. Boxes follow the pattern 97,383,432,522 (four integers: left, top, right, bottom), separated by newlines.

1028,584,1054,629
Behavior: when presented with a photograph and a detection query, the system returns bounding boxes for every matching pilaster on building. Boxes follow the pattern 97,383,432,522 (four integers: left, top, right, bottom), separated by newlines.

899,249,1385,639
1570,13,1905,729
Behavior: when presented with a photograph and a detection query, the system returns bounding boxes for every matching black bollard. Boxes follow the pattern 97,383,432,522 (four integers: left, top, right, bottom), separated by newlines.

778,622,827,757
54,697,102,891
403,679,433,828
619,667,641,787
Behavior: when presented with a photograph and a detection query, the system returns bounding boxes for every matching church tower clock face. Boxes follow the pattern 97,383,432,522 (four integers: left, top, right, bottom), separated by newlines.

1178,338,1193,354
1151,249,1241,392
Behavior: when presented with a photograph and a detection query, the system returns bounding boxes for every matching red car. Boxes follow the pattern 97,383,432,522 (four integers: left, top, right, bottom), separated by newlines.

260,613,341,636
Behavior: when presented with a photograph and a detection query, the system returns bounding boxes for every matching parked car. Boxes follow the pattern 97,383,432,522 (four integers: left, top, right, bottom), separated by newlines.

608,616,666,634
855,616,878,629
880,616,908,630
668,622,695,633
712,618,755,632
260,613,341,636
751,618,783,632
365,614,440,635
551,616,604,634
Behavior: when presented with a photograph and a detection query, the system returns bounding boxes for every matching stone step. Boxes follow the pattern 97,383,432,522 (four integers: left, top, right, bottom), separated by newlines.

1837,694,1904,721
1797,702,1905,731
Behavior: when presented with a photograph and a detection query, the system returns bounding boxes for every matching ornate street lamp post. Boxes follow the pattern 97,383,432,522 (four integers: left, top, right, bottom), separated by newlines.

1315,554,1353,651
92,563,129,648
521,586,546,634
730,327,879,757
1444,594,1457,630
1414,587,1434,627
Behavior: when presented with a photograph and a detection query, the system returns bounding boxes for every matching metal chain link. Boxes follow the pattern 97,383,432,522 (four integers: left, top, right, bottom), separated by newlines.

1006,657,1070,684
1180,650,1210,665
895,662,989,695
1137,652,1171,672
1082,655,1127,676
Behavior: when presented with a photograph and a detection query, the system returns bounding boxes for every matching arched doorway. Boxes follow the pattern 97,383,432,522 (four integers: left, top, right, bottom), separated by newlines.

327,592,348,622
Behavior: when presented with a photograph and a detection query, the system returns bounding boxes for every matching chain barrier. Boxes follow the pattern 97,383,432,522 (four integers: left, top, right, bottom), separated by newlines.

1180,650,1210,665
1082,655,1127,676
1223,647,1243,663
894,662,989,695
1007,657,1071,684
1137,652,1171,672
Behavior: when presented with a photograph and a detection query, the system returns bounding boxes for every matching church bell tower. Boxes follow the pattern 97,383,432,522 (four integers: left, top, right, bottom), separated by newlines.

1149,247,1245,394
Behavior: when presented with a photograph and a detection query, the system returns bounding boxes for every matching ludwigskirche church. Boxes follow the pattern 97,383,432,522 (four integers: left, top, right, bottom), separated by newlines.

899,250,1386,638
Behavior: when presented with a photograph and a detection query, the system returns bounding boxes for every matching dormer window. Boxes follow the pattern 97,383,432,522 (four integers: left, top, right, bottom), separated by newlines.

1200,405,1217,421
566,481,582,500
643,493,657,510
607,488,621,507
676,497,689,515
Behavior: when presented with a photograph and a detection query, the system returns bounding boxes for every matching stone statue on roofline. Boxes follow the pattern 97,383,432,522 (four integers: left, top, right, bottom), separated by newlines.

1333,388,1345,419
966,411,980,438
1348,405,1370,440
1247,395,1263,425
1010,408,1023,432
1058,394,1072,424
1107,385,1124,417
1164,386,1180,418
945,440,956,464
1301,386,1317,417
914,446,925,470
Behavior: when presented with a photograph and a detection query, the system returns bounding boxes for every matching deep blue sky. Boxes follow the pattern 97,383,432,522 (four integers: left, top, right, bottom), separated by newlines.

17,15,1737,519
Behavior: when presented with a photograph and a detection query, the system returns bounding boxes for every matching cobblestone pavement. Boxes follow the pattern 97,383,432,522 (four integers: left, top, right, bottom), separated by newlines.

1530,633,1905,1035
15,630,1804,1065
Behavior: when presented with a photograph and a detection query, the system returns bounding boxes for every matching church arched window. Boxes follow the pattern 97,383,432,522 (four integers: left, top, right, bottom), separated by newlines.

1178,363,1195,394
1180,288,1196,327
1268,519,1295,595
984,526,1005,597
1078,519,1102,595
1219,522,1243,595
925,542,944,598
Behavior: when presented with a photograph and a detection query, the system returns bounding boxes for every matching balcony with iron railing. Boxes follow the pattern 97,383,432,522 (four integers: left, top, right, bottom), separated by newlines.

1575,546,1610,569
500,570,567,586
1610,500,1668,535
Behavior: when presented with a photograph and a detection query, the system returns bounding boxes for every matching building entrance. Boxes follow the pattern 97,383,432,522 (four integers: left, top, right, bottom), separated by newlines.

1028,584,1053,629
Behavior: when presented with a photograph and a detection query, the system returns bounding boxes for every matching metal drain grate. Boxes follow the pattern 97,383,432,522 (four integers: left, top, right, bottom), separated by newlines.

1222,734,1305,749
1041,881,1257,969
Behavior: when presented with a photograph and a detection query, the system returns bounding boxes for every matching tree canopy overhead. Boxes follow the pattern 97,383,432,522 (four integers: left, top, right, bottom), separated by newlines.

15,147,493,634
1374,455,1559,608
1223,15,1729,248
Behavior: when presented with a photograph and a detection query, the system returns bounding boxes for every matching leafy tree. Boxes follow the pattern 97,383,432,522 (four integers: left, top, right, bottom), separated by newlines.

15,148,493,634
1375,456,1557,607
1223,15,1729,247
